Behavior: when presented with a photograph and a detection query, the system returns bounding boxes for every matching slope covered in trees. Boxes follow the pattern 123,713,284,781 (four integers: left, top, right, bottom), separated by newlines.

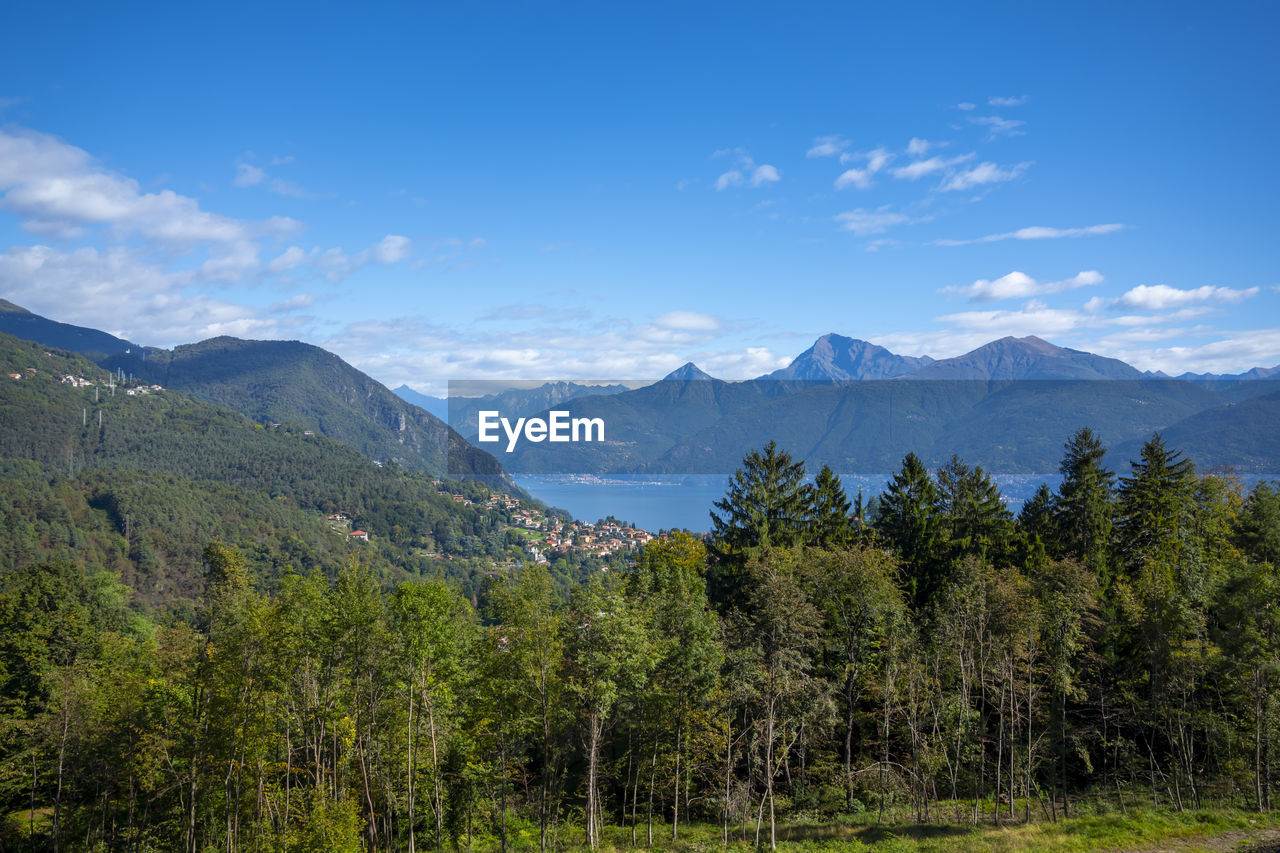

3,415,1279,851
98,335,505,480
0,332,602,613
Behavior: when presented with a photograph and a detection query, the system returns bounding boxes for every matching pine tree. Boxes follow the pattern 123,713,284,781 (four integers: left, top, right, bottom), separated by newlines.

1053,428,1115,584
1236,481,1280,566
809,464,853,548
875,452,943,608
935,455,1012,564
709,441,812,609
1116,432,1196,576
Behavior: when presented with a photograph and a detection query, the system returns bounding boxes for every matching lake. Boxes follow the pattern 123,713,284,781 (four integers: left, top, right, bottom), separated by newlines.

515,473,1066,533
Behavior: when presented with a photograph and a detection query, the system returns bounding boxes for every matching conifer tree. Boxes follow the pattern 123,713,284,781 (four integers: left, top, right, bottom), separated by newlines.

1053,428,1115,583
709,441,812,608
875,452,943,608
809,464,853,548
935,455,1012,564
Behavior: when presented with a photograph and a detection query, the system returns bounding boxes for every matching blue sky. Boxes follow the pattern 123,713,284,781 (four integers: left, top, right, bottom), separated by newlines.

0,1,1277,391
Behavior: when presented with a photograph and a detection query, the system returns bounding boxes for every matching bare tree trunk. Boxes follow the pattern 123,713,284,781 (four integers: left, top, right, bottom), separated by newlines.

407,687,416,853
671,724,680,842
646,744,656,847
585,713,602,850
723,716,732,845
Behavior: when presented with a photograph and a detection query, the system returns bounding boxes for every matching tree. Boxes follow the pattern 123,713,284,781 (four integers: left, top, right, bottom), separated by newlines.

628,533,721,843
804,547,905,810
875,453,943,609
1053,428,1115,584
809,465,853,548
1236,481,1280,566
709,442,812,609
390,580,473,853
563,576,655,849
1116,432,1197,577
484,564,566,853
710,441,812,556
934,455,1013,565
738,548,825,850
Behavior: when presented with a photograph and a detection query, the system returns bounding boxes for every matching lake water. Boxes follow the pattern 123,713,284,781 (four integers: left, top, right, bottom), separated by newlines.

516,473,1064,533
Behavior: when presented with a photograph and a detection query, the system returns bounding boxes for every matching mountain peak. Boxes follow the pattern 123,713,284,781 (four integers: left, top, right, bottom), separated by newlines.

908,335,1143,380
764,334,933,381
664,362,714,381
0,299,32,315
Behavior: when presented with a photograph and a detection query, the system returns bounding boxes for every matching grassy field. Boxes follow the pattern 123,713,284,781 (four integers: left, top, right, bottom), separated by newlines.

7,806,1277,851
573,808,1280,853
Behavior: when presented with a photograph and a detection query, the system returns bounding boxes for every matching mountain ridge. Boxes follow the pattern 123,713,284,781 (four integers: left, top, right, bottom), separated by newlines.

763,333,933,381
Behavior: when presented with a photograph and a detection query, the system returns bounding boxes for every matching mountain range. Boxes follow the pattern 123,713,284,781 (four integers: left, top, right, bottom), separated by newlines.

764,334,934,380
4,300,1278,477
0,302,510,483
447,335,1279,475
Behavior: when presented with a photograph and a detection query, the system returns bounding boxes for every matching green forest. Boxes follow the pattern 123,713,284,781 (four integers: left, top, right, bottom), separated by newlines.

3,416,1280,851
0,333,624,614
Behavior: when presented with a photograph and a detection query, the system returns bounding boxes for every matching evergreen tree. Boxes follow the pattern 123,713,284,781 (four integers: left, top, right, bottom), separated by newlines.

709,442,812,608
875,452,943,609
934,455,1013,564
1236,481,1280,566
809,464,853,548
1053,427,1115,583
1116,432,1197,577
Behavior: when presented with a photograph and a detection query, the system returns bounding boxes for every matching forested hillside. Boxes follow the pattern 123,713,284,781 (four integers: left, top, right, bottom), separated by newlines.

99,335,505,480
3,412,1279,851
0,333,606,613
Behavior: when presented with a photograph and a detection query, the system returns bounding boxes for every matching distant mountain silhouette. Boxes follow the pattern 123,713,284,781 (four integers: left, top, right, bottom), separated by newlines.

663,362,714,381
0,299,140,359
392,384,449,420
763,334,933,381
904,335,1145,380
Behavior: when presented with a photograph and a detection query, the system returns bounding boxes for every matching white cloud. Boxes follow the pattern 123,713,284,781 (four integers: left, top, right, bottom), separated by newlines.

806,135,849,158
938,161,1030,191
968,115,1026,139
653,310,722,332
750,164,780,186
891,153,974,181
834,148,892,190
834,207,920,236
834,168,873,191
1102,329,1280,375
0,128,295,247
370,234,412,264
713,149,778,191
905,138,937,156
988,95,1029,107
957,102,976,111
0,244,278,344
935,300,1089,338
319,308,778,391
1115,284,1260,310
934,223,1126,246
233,163,266,188
233,156,314,198
267,245,310,274
943,270,1103,302
715,170,743,191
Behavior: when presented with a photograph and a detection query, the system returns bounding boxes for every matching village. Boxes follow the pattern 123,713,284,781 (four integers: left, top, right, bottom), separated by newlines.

475,490,659,563
327,480,667,568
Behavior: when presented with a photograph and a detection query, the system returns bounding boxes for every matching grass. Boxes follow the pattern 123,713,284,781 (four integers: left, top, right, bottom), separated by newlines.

570,807,1280,852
